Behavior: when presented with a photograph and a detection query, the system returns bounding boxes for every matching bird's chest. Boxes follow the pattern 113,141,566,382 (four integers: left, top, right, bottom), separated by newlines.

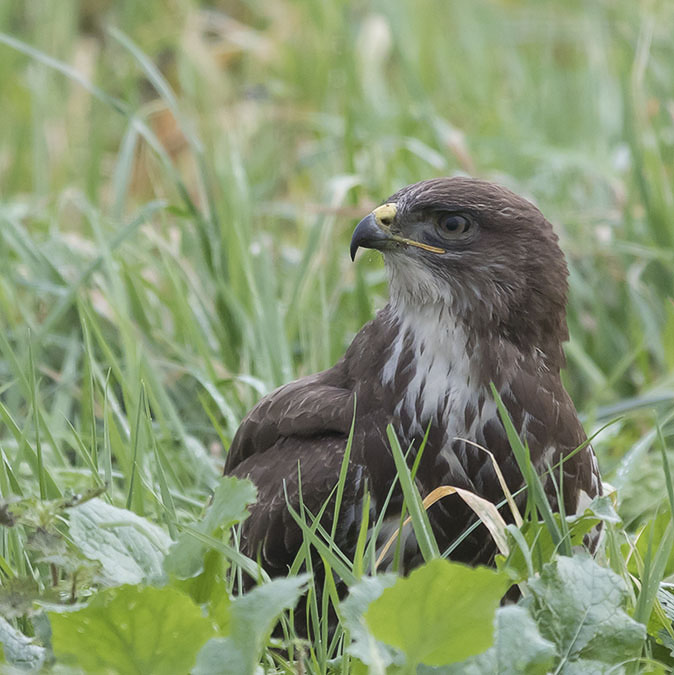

381,317,496,451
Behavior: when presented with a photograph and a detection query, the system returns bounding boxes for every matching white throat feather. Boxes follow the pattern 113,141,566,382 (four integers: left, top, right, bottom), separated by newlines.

383,297,496,443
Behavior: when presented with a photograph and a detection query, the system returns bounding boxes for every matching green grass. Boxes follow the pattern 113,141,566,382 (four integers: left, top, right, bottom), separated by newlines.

1,0,674,672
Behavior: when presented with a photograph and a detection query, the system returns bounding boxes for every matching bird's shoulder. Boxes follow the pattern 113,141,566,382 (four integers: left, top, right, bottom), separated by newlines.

225,308,399,474
224,365,355,474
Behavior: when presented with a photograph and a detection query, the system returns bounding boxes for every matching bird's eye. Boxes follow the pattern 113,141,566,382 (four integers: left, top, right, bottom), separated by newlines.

436,213,472,239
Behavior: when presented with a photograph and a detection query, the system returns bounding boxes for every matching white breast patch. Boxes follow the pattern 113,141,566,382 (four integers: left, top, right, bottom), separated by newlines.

383,304,497,448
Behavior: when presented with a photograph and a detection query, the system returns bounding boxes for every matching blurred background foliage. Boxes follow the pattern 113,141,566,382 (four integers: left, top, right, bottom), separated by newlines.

0,0,673,531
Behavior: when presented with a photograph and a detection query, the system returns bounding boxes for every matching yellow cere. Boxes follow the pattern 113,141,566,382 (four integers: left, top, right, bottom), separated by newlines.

372,202,398,227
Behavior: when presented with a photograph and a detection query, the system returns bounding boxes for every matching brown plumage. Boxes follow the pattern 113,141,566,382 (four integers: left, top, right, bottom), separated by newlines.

225,177,602,582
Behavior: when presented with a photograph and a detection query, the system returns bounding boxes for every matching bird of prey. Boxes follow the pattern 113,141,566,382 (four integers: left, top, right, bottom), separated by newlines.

225,176,602,580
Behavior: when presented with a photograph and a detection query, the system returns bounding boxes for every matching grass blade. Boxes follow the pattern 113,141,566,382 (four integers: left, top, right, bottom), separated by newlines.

386,424,440,561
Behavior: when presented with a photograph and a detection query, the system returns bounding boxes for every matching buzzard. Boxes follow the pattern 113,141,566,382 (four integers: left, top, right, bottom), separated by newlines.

225,177,602,581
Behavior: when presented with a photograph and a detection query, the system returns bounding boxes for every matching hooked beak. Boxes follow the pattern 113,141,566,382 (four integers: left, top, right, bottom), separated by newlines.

349,201,446,260
350,203,398,261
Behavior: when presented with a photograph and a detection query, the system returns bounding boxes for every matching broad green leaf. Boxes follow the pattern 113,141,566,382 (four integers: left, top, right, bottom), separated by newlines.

192,638,247,675
50,585,214,674
500,509,610,583
193,575,309,675
225,574,309,656
552,659,642,674
657,596,674,671
340,574,402,672
423,605,556,674
529,554,646,667
0,616,46,670
364,559,509,666
579,494,621,524
164,476,256,579
174,548,231,631
69,498,171,586
198,477,258,534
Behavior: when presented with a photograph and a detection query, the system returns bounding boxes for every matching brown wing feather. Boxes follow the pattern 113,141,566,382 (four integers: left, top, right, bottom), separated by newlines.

505,369,601,512
224,370,354,473
229,436,368,577
224,363,370,577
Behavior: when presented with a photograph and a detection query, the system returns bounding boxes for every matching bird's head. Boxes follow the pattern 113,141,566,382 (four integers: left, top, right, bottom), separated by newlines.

350,177,570,367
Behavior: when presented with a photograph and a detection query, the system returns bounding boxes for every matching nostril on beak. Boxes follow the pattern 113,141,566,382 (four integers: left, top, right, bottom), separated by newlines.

372,203,397,230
